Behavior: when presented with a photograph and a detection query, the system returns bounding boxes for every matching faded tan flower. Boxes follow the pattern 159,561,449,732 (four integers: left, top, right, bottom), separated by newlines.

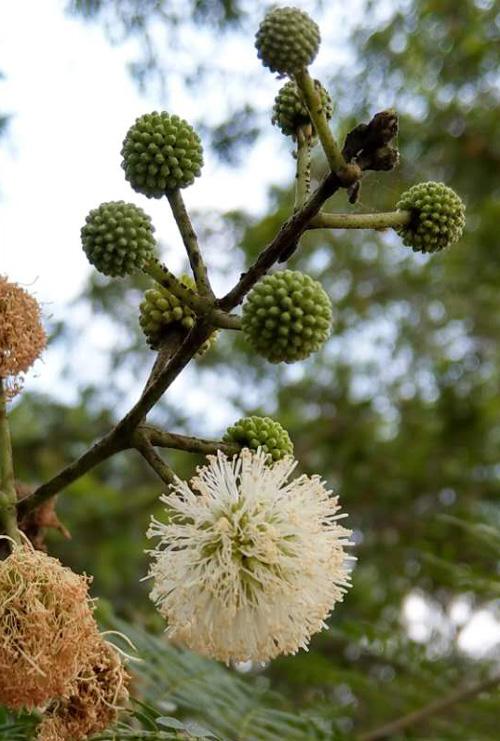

0,275,46,397
38,636,129,741
0,544,97,710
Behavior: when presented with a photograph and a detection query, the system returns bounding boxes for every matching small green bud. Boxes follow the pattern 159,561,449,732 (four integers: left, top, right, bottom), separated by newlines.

255,7,320,76
396,181,466,253
223,416,293,461
121,111,204,198
139,273,217,356
81,201,156,277
272,80,332,138
242,270,332,363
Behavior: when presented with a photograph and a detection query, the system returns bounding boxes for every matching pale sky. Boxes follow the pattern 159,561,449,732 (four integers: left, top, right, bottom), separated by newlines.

0,0,296,399
0,0,360,400
0,0,295,300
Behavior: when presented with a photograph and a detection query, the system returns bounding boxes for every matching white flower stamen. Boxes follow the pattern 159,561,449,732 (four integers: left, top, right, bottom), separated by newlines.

146,448,353,663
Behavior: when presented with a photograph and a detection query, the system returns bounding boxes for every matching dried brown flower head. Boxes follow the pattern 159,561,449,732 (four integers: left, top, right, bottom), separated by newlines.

0,275,46,398
38,636,130,741
0,543,97,710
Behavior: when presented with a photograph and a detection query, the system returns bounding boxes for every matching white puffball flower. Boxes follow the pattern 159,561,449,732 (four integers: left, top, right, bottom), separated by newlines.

146,448,353,663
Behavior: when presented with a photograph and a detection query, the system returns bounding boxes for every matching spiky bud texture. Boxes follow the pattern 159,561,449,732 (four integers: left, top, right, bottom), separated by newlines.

396,181,466,253
242,270,332,363
0,276,46,398
0,544,97,711
272,80,332,138
139,274,217,356
81,201,156,277
255,7,320,75
121,111,204,198
223,416,293,461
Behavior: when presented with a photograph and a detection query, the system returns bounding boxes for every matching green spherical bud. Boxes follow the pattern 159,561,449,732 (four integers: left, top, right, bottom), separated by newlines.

255,7,320,76
121,111,204,198
272,79,332,138
242,270,332,363
139,274,217,356
81,201,156,277
223,416,294,461
396,181,466,253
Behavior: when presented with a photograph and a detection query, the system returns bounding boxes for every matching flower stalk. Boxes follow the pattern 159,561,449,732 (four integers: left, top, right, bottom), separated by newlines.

294,127,312,212
143,259,241,330
0,378,20,544
166,189,215,299
132,429,176,486
142,424,240,457
309,210,412,231
294,68,346,175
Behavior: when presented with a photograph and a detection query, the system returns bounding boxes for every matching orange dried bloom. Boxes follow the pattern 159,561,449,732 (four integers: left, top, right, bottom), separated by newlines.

38,636,130,741
0,544,97,710
0,275,46,397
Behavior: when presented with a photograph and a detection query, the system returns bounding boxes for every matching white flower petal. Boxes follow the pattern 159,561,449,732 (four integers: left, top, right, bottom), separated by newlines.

146,448,353,663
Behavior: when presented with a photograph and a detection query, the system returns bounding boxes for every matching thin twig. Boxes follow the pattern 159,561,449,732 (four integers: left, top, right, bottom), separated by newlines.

132,430,176,486
17,161,344,517
17,427,128,518
276,126,313,264
357,672,500,741
294,127,312,212
17,321,215,516
17,114,388,517
0,379,20,543
218,169,342,311
142,331,184,394
309,210,411,231
143,258,240,329
118,320,215,433
294,68,346,174
167,189,215,299
143,258,214,314
143,424,240,456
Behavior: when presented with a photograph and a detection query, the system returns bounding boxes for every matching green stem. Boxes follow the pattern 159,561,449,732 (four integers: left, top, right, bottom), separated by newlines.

167,189,215,299
0,379,20,544
208,312,241,330
294,69,346,174
144,258,211,313
309,210,411,231
294,127,311,212
143,259,241,330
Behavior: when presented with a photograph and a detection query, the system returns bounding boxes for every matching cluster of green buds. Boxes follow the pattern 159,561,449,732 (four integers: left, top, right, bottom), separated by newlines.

76,4,466,467
224,416,293,461
255,6,465,255
121,112,204,198
18,0,473,685
80,201,156,277
242,270,333,364
396,181,466,253
139,274,217,356
255,6,320,75
272,79,332,140
80,100,211,356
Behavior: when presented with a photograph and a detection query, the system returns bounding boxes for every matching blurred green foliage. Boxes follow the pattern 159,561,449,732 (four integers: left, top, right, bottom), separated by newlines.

4,0,500,739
